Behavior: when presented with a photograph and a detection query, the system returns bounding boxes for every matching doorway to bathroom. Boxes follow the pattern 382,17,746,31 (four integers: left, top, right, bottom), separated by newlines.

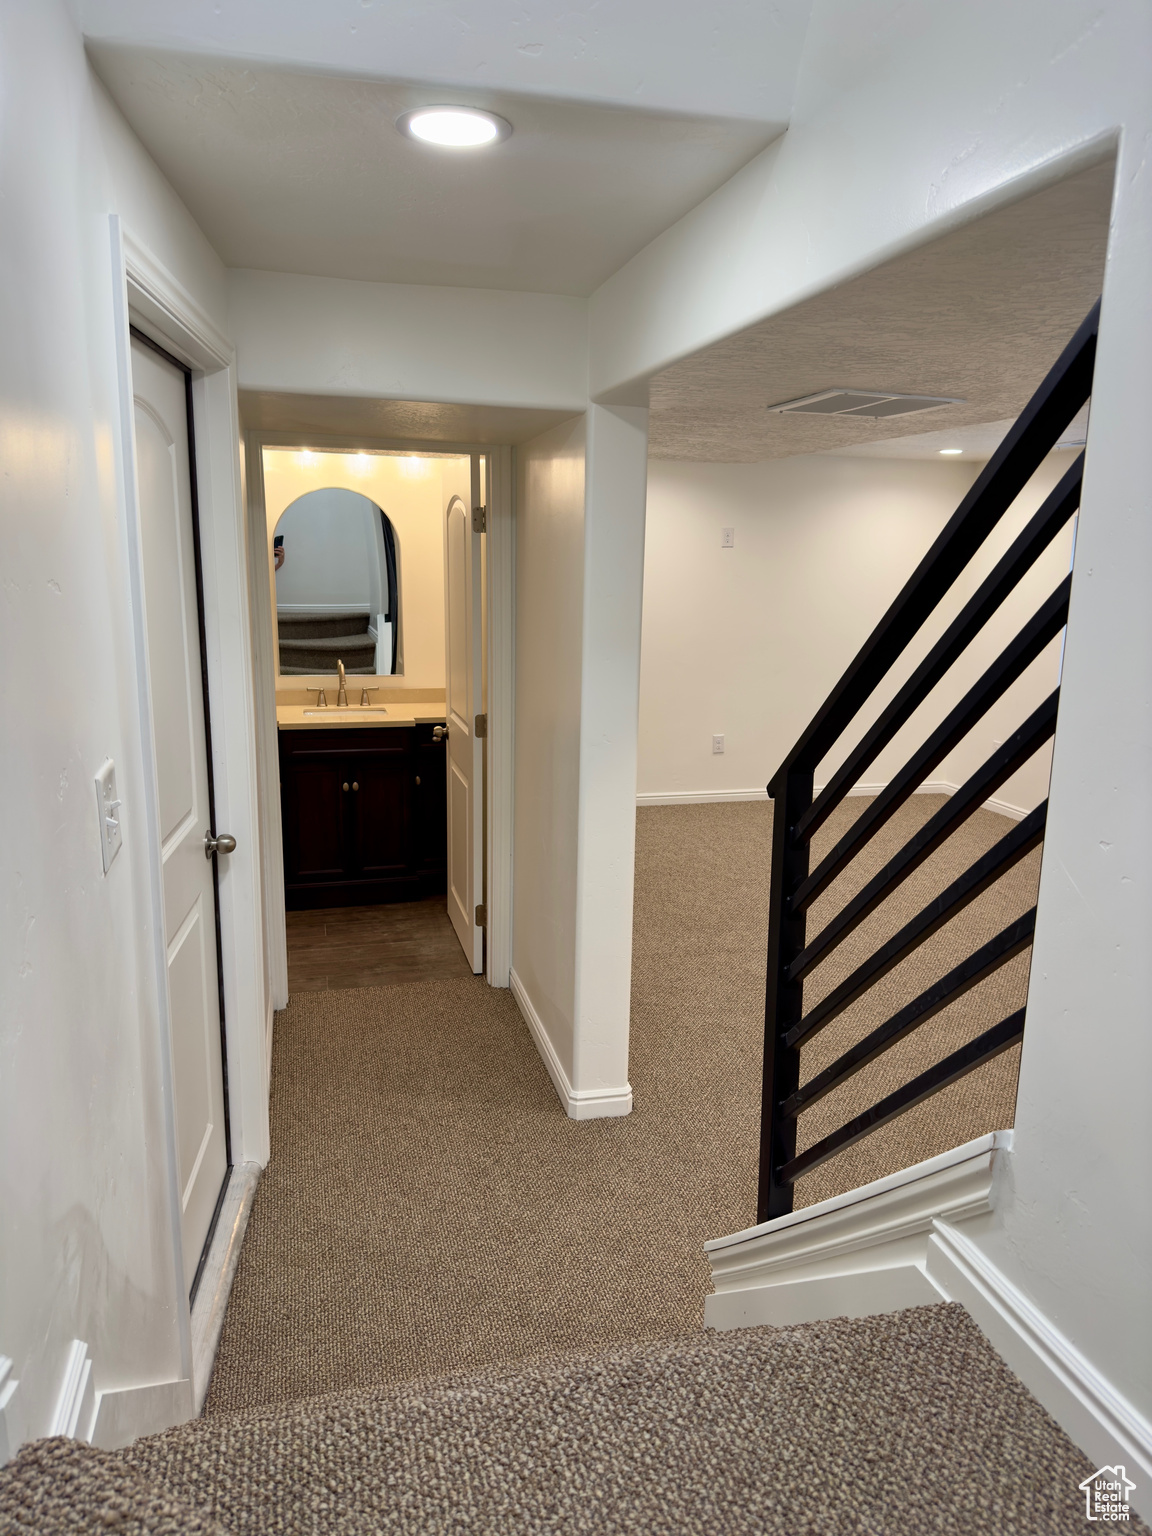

246,439,508,999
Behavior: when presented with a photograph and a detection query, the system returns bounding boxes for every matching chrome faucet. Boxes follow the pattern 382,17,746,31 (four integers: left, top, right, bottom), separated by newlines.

336,659,348,707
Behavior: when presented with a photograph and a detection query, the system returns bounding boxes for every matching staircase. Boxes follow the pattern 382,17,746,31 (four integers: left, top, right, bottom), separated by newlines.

277,610,376,675
2,1303,1136,1534
756,301,1098,1223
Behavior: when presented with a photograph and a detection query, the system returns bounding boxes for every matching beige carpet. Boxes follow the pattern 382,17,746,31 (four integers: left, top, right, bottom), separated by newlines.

0,1435,228,1533
123,1306,1143,1534
204,798,1037,1415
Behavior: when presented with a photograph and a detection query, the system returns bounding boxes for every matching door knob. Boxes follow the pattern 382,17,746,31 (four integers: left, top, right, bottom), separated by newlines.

433,724,448,742
204,831,237,858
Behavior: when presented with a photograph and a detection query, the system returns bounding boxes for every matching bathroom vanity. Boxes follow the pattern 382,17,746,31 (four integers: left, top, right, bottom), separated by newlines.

278,717,447,909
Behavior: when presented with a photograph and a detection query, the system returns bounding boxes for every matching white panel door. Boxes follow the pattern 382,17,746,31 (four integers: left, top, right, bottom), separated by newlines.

443,456,484,972
131,334,229,1293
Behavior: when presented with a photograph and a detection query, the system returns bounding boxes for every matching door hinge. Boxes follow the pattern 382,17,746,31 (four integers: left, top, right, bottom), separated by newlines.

474,712,488,738
475,903,487,928
472,504,487,533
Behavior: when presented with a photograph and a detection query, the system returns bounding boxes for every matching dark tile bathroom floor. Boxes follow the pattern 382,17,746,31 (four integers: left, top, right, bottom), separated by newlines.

286,898,474,992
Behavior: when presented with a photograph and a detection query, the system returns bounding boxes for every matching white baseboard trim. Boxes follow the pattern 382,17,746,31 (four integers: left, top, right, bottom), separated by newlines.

704,1131,1009,1331
92,1377,193,1451
927,1222,1152,1516
50,1340,96,1442
509,967,633,1120
0,1358,22,1465
637,788,768,806
190,1160,261,1414
638,779,1028,821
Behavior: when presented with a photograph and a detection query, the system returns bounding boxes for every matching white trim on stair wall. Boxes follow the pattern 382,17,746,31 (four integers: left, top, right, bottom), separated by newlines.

637,779,1028,821
0,1161,263,1457
190,1161,262,1414
927,1221,1152,1503
510,967,633,1120
92,1379,193,1452
704,1131,1152,1517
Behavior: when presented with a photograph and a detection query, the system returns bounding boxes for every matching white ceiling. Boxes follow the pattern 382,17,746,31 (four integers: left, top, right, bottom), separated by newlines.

89,45,781,294
78,0,812,123
648,162,1113,460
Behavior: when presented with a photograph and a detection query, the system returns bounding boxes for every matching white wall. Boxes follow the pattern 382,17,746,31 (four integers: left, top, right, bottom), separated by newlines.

639,452,1077,817
512,408,647,1118
263,449,454,691
0,1,232,1451
228,269,589,413
512,418,586,1092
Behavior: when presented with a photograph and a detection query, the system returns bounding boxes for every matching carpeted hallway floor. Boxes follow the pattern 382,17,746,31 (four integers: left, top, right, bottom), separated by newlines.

204,796,1038,1415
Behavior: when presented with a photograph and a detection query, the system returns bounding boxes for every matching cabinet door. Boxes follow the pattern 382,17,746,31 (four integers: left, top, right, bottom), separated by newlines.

349,744,411,877
413,730,448,874
282,756,349,882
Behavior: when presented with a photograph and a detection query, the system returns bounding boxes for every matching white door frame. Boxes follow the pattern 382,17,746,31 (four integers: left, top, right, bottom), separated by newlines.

109,219,271,1380
246,430,514,990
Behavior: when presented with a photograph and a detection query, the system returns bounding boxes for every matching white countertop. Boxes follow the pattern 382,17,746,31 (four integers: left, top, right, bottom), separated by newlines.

276,703,448,731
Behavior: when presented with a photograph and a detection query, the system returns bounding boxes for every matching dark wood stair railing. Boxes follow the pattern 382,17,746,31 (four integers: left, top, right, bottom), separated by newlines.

757,300,1099,1224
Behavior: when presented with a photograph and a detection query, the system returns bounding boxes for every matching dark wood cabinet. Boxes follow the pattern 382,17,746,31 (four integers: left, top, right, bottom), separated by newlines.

279,725,446,909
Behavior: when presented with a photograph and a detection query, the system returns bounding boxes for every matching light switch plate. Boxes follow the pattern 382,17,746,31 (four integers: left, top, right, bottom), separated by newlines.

95,759,123,873
722,527,735,548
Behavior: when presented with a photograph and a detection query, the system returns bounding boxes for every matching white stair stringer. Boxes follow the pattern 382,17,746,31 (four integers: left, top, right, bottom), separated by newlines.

927,1220,1152,1506
0,1358,22,1465
704,1131,1009,1331
49,1340,96,1443
704,1129,1152,1524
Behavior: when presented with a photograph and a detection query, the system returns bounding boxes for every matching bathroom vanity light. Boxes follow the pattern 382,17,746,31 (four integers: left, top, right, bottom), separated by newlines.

397,107,511,148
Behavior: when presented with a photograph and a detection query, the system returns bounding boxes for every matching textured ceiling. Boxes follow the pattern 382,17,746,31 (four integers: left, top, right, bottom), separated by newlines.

89,46,778,295
239,391,577,446
829,404,1090,464
648,161,1113,461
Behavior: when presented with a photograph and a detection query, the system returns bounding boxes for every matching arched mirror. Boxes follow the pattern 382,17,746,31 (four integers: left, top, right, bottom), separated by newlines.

273,488,400,676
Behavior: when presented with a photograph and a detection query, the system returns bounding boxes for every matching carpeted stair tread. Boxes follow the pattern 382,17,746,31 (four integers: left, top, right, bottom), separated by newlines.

118,1304,1142,1535
0,1436,227,1535
277,611,372,641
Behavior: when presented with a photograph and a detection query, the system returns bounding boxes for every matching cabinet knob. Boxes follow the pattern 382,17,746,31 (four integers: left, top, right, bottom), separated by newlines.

415,775,421,786
352,781,360,792
342,782,349,792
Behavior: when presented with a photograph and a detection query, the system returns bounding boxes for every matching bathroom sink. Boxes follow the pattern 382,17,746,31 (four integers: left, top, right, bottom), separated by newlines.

303,707,390,718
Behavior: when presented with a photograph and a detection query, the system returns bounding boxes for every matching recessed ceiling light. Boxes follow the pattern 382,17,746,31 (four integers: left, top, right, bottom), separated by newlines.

939,448,964,455
397,107,511,149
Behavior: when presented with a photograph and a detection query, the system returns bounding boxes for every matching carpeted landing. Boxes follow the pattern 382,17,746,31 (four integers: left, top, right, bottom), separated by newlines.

2,1305,1143,1534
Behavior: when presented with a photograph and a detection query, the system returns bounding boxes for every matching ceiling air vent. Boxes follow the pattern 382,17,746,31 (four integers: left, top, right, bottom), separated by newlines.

768,389,964,419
